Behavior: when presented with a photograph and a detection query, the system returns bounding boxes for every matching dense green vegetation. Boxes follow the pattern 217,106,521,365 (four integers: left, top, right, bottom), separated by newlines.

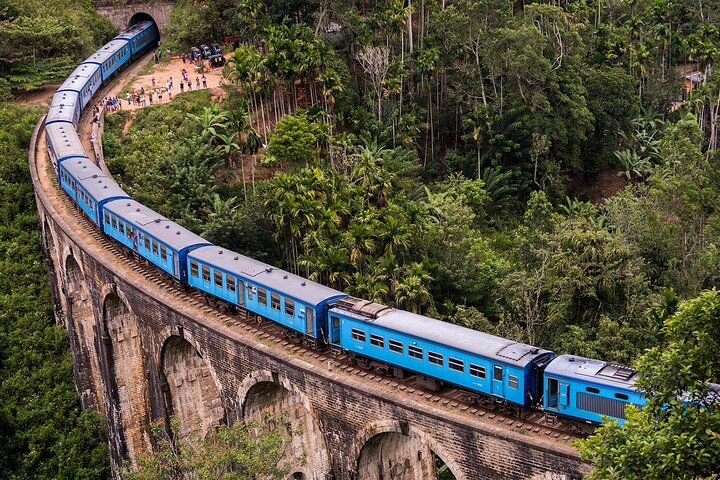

124,414,294,480
0,0,116,99
0,104,110,479
103,0,720,476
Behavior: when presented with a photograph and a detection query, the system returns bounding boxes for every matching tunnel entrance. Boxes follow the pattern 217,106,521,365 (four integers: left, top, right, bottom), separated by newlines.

128,12,155,29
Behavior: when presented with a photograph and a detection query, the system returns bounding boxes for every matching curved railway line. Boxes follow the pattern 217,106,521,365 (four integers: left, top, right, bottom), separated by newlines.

32,58,587,450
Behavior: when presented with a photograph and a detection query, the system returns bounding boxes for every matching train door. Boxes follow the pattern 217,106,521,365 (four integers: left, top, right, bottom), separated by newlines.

546,377,569,411
492,365,504,397
237,280,245,306
330,315,340,344
305,307,314,335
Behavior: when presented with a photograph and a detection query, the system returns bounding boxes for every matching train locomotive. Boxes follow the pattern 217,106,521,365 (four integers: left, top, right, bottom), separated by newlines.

46,20,651,428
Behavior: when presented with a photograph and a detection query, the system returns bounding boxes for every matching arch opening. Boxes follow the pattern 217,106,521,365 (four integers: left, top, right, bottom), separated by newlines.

357,431,459,480
128,12,156,29
160,336,225,440
242,379,331,479
63,254,104,410
102,291,149,466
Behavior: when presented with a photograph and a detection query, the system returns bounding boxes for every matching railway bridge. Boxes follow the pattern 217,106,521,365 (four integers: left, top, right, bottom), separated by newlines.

29,53,591,480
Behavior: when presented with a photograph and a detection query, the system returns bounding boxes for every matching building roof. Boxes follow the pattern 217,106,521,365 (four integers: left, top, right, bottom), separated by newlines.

189,245,346,305
46,123,86,159
103,199,209,251
545,354,639,389
333,302,553,368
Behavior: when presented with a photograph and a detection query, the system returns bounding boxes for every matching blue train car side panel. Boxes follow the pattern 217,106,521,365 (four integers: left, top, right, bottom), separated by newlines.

85,40,131,81
329,301,554,407
59,158,128,225
543,355,646,424
115,21,158,56
187,246,346,340
57,63,102,109
103,200,210,280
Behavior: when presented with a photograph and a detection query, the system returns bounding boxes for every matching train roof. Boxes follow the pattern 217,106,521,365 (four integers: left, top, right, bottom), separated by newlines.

84,40,130,65
188,246,346,305
45,123,86,160
114,21,155,40
58,63,99,92
332,301,553,368
545,354,639,390
61,159,129,202
104,199,209,251
49,90,79,110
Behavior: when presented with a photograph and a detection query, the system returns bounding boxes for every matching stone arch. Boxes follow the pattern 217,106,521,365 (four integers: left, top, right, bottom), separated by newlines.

354,420,465,480
63,252,104,411
160,335,225,439
238,370,331,479
101,289,150,467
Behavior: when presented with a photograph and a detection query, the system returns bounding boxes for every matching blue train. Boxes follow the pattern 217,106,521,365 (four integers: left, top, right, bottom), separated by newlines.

46,19,653,428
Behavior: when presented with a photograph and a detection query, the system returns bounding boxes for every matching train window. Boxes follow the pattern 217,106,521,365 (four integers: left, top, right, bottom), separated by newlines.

586,387,600,394
112,216,118,230
258,288,267,305
214,270,222,287
547,378,559,408
190,261,199,278
104,211,110,224
508,375,519,390
201,265,210,282
351,328,366,342
285,299,295,317
493,366,503,381
408,345,423,359
227,275,236,293
270,293,280,311
160,245,167,261
332,316,340,328
448,358,464,372
152,240,159,256
428,351,443,366
469,364,486,379
614,393,629,400
247,283,254,300
389,339,403,353
144,236,150,250
370,334,384,348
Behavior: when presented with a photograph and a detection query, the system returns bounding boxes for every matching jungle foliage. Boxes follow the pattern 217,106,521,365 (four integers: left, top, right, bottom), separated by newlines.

0,0,116,98
0,104,110,479
104,0,720,477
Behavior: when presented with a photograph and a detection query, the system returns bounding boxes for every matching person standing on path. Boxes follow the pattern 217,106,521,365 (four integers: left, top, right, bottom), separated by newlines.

201,74,207,88
126,92,131,105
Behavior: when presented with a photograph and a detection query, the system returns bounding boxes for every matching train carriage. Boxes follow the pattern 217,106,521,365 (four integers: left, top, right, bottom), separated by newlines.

58,158,129,226
115,21,158,57
46,91,81,127
187,246,346,342
330,299,555,407
57,63,102,109
543,355,646,424
45,123,87,172
84,39,131,81
102,200,210,281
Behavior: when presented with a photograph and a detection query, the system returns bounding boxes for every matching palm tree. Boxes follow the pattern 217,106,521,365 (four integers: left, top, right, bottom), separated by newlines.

188,105,228,145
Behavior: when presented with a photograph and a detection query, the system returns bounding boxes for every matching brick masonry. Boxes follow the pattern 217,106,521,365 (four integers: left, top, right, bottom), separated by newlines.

95,3,174,38
30,119,592,479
